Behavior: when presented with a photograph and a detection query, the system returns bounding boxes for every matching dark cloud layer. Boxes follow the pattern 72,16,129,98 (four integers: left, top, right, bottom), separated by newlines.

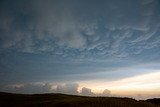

0,0,160,59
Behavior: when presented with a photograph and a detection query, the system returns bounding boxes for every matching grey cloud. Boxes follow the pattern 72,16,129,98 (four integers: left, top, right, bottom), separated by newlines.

0,0,160,60
80,87,111,96
0,13,13,31
0,82,113,97
81,87,94,96
0,0,87,51
129,28,157,43
102,89,111,96
28,0,87,49
140,0,155,5
22,83,52,93
57,31,86,48
104,0,157,32
55,83,79,95
79,21,98,36
0,83,52,94
1,82,159,100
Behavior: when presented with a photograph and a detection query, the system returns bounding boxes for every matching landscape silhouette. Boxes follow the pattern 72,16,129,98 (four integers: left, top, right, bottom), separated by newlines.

0,92,160,107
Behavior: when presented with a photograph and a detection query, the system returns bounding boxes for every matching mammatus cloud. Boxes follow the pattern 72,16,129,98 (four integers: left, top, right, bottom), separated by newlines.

0,0,160,60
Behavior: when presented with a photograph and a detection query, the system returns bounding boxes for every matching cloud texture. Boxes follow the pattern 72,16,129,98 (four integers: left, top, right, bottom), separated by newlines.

0,0,160,60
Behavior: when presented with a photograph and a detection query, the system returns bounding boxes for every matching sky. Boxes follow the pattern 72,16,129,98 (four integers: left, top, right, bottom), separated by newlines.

0,0,160,99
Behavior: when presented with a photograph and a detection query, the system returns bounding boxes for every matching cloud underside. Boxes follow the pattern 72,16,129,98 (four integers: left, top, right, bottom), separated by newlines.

0,0,160,60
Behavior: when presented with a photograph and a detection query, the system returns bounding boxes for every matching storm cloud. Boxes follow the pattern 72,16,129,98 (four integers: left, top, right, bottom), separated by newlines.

55,83,79,95
0,0,160,99
0,0,160,59
81,87,95,96
0,83,52,94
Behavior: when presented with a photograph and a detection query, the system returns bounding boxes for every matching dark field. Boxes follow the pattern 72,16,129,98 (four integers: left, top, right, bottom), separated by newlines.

0,92,160,107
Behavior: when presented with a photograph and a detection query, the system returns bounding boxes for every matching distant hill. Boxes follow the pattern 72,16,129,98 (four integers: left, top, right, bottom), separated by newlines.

0,92,159,107
146,98,160,106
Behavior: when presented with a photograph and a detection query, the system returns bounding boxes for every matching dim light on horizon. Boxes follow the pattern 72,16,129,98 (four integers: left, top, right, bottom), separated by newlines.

78,70,160,96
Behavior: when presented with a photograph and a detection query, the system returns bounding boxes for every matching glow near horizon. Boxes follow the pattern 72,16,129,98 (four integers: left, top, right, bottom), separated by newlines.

78,70,160,95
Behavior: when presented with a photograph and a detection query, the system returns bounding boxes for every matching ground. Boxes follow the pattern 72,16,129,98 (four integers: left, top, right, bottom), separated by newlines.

0,92,159,107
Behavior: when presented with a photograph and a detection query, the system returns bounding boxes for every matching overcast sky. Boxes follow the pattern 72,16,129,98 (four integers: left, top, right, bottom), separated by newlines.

0,0,160,99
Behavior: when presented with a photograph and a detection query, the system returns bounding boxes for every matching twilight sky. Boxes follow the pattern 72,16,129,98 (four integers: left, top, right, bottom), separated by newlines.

0,0,160,99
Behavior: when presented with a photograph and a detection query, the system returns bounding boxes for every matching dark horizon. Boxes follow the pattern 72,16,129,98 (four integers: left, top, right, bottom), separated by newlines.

0,91,160,107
